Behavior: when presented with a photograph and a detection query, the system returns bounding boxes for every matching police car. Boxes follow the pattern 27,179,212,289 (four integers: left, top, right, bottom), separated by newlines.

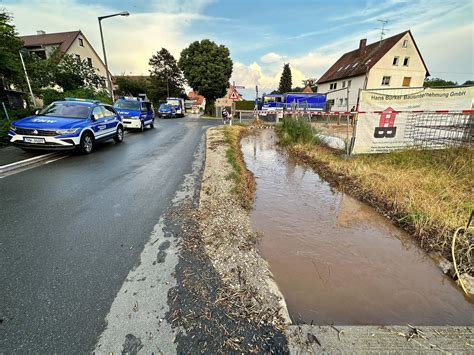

113,96,154,131
8,98,124,154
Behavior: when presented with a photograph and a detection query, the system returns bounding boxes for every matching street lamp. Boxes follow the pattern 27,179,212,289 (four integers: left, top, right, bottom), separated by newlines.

19,48,36,108
98,11,130,101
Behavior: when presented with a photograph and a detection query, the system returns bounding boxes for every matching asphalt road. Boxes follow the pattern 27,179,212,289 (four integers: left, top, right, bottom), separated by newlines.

0,116,217,352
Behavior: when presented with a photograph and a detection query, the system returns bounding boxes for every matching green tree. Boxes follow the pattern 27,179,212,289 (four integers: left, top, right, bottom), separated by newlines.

462,80,474,86
0,11,24,88
56,54,106,89
303,78,318,92
179,39,233,112
116,77,149,97
424,77,457,87
148,48,184,102
278,63,292,93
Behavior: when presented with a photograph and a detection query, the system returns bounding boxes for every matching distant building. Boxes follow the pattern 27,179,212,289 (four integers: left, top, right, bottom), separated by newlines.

317,30,429,111
20,30,111,90
216,85,243,107
188,91,206,111
302,86,313,93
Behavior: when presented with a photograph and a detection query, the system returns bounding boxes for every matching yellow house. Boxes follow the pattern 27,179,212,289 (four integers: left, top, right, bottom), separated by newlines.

317,30,429,111
21,30,111,90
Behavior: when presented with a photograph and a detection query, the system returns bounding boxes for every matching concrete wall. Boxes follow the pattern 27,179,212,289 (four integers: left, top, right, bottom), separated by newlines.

367,32,426,89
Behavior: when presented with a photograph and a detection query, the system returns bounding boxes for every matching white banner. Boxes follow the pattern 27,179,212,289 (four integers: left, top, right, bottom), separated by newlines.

352,87,474,154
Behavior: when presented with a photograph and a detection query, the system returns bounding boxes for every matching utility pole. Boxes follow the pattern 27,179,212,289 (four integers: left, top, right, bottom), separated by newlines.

98,11,130,101
19,50,36,108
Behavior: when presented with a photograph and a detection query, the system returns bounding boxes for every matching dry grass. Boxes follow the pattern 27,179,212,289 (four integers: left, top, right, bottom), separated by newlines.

282,138,473,275
223,125,256,209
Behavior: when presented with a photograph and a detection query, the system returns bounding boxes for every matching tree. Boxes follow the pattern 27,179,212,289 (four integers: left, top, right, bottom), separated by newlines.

179,39,233,111
462,80,474,86
278,63,292,93
116,77,149,97
424,77,457,87
0,11,24,88
303,78,318,92
56,54,106,89
148,48,184,102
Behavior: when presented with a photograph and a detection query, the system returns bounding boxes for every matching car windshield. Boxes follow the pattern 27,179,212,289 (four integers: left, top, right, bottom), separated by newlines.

38,102,91,119
160,104,171,110
167,99,180,106
114,100,141,110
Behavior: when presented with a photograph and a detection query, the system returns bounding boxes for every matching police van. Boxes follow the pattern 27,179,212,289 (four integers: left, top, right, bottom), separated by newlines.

114,95,155,131
166,97,185,117
8,98,124,154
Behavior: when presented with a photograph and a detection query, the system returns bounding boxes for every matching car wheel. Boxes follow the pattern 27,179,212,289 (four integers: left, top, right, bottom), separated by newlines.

150,119,155,128
140,121,145,132
80,132,94,154
114,125,124,143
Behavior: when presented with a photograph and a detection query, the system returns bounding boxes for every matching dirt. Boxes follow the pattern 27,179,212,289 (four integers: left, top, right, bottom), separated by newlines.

166,126,290,353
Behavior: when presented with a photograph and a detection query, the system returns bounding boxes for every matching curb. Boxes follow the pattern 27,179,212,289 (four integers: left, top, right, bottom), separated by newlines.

0,152,62,174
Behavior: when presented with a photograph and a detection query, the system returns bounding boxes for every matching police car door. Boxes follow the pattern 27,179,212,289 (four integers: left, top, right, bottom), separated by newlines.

102,105,119,133
91,106,108,139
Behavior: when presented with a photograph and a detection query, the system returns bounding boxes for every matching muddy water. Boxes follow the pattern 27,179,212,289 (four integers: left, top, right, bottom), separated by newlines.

241,129,474,325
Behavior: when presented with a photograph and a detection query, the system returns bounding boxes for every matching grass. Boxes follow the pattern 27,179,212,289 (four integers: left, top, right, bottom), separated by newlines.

277,117,317,145
277,121,474,275
222,125,255,209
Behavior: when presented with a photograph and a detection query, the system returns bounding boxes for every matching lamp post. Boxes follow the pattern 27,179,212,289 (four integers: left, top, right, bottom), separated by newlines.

19,49,36,108
98,11,130,101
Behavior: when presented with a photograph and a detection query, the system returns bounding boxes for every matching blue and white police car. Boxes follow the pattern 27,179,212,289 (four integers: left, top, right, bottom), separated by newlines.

8,98,124,154
113,96,155,131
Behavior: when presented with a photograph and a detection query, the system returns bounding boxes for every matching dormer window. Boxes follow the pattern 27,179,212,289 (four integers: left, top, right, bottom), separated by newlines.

337,66,343,72
79,38,84,47
402,39,408,48
352,62,358,68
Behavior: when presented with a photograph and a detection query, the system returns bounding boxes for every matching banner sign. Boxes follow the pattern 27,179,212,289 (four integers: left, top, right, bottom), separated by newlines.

352,87,474,154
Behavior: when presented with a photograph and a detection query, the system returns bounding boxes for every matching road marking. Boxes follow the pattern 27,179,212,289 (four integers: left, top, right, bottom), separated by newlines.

0,152,61,174
0,154,68,178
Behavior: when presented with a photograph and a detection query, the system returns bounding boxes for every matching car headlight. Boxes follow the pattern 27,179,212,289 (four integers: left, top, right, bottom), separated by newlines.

10,125,17,132
130,116,140,119
56,128,80,134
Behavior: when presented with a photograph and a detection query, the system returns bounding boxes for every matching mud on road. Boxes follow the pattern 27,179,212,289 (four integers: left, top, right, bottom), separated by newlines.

167,126,289,353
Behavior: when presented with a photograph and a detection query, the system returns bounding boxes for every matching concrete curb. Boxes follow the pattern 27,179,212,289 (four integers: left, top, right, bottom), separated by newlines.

0,152,62,174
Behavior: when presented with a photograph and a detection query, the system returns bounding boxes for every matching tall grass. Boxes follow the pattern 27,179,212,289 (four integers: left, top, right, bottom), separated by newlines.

277,117,315,145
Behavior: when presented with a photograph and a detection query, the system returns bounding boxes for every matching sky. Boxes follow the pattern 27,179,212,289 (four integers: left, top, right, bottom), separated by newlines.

2,0,473,99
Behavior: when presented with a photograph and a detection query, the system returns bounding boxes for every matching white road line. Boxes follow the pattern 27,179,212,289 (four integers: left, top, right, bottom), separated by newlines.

0,154,68,179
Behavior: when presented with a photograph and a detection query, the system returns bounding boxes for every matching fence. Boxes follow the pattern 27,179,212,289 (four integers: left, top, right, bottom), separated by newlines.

352,86,474,154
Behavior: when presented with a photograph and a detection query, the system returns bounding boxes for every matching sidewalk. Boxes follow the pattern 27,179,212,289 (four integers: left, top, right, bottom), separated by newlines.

0,146,45,166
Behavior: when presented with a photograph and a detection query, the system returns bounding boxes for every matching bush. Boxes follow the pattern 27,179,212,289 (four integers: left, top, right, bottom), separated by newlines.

277,117,315,145
0,107,36,145
40,88,112,105
235,100,255,110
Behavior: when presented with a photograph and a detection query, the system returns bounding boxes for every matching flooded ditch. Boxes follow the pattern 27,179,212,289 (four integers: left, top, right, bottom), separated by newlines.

241,129,474,326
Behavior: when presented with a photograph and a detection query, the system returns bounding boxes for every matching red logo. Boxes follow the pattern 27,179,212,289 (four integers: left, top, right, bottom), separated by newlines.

374,107,397,138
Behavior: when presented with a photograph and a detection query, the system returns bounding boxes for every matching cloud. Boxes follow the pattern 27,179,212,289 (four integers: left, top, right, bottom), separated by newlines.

5,0,217,75
260,52,285,63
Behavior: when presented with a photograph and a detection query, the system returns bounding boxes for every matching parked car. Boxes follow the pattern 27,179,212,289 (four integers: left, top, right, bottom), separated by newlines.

113,96,154,131
8,98,124,154
166,97,185,117
157,103,176,118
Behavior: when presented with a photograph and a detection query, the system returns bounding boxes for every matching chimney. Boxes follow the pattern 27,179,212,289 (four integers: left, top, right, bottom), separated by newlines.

37,30,46,35
359,38,367,52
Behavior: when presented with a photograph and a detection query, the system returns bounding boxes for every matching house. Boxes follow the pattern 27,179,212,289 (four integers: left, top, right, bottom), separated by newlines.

20,30,110,89
302,85,313,93
317,30,429,111
188,91,206,111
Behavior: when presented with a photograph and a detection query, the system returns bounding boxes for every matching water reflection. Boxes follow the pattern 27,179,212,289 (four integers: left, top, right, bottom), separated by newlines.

241,129,474,325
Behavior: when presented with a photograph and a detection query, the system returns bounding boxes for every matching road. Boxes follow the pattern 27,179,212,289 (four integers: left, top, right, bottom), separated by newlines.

0,116,217,353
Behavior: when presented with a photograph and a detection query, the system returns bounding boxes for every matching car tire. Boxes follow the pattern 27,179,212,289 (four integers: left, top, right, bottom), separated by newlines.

140,121,145,132
114,125,124,143
80,132,94,154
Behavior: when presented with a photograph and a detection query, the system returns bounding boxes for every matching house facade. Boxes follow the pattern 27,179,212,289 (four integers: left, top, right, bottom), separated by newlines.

317,30,429,111
20,30,110,89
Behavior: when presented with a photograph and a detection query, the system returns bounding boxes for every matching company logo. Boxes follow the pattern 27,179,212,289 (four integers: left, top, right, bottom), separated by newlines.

32,118,56,123
32,129,38,135
374,107,397,138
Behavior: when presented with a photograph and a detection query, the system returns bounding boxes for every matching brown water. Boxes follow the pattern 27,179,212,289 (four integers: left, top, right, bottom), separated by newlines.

241,129,474,326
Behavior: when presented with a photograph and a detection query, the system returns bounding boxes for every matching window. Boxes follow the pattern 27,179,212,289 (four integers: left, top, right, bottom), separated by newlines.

344,98,348,106
79,38,84,47
342,81,346,88
393,56,399,66
87,57,92,67
381,76,391,86
402,39,408,48
348,80,351,88
329,83,338,90
352,62,358,68
92,106,104,120
75,54,81,60
339,98,344,106
337,66,343,72
103,105,117,117
402,77,412,87
403,57,410,66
